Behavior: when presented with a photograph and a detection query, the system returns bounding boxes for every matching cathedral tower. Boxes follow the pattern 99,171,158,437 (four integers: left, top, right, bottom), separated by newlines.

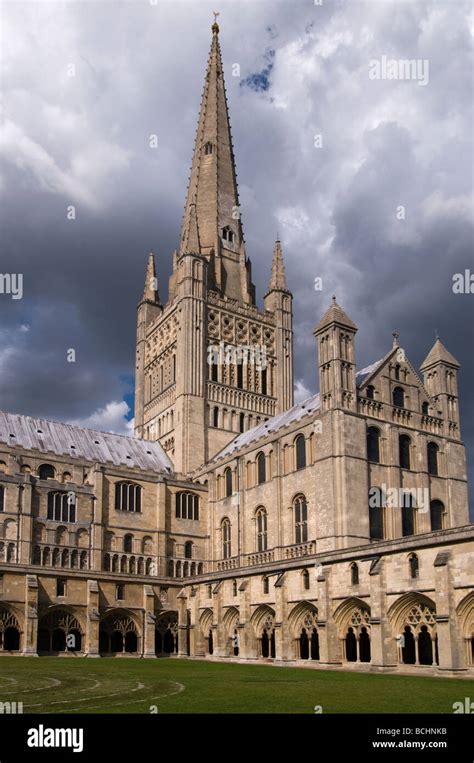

134,21,294,474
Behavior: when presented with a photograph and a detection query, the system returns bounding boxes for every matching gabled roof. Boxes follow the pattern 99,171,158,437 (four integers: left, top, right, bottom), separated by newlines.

212,392,321,462
355,357,385,386
420,338,460,370
0,410,173,474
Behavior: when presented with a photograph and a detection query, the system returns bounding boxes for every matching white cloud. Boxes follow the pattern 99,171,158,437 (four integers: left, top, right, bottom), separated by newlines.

70,400,134,436
294,379,312,404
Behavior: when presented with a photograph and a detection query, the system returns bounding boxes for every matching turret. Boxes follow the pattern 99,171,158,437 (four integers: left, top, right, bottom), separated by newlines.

134,253,162,438
420,337,461,439
264,239,294,412
313,296,358,411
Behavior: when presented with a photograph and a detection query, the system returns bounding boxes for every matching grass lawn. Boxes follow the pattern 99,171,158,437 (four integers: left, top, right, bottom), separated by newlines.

0,657,472,714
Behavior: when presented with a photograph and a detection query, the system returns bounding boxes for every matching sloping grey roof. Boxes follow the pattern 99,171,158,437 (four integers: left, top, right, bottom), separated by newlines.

213,392,321,461
355,357,385,386
0,410,173,473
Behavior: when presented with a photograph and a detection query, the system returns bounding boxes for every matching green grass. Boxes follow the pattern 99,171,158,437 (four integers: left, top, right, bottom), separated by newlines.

0,657,472,714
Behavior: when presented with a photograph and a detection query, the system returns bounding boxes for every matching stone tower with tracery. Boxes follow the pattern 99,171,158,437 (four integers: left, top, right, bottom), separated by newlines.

134,20,294,475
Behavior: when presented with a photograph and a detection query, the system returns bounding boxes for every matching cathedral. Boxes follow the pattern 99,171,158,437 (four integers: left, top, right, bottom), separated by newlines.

0,21,473,674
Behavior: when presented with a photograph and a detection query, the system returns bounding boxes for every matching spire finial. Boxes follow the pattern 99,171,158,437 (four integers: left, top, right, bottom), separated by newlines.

212,11,220,33
392,330,400,348
332,294,337,303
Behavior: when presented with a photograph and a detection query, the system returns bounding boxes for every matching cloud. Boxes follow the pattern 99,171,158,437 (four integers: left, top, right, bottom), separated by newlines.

294,379,312,404
70,400,134,436
0,0,472,515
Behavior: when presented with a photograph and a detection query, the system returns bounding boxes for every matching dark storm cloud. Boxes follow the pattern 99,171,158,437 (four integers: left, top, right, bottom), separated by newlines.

0,0,472,512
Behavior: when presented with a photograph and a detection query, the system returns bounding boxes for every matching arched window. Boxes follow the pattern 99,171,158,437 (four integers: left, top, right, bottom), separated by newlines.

295,435,306,471
409,553,419,579
175,492,199,520
123,534,133,553
402,492,416,536
39,464,55,480
239,413,245,433
184,541,193,559
393,386,405,408
222,518,231,559
262,576,269,594
367,427,380,463
204,141,213,155
210,359,218,382
366,385,375,400
236,361,243,389
368,487,385,540
114,482,142,513
399,434,411,470
256,506,267,552
233,579,238,597
427,442,439,476
256,452,266,485
213,407,219,427
350,563,359,586
294,494,308,544
47,492,75,523
224,467,233,498
222,226,235,244
422,401,429,415
394,364,401,381
302,569,310,591
0,486,4,512
430,500,444,531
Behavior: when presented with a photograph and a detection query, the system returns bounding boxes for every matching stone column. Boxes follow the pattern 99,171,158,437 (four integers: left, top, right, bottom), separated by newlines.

85,579,100,657
177,591,188,656
317,567,340,664
369,557,396,667
19,481,33,565
23,575,38,655
143,585,156,657
237,580,257,659
434,552,465,670
275,572,290,661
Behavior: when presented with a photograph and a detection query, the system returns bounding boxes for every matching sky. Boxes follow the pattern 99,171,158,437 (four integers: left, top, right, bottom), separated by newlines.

0,0,473,510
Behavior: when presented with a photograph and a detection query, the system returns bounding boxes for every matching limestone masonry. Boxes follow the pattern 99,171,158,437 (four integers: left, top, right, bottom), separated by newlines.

0,22,472,673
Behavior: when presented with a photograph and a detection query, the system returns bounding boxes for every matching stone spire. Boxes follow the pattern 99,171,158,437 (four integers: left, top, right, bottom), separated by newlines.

181,203,201,254
267,239,289,292
420,337,460,371
314,295,358,333
142,252,160,304
177,21,255,303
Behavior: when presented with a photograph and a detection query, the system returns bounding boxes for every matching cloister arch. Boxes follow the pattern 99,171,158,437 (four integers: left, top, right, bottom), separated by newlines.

99,609,140,655
37,607,84,653
155,611,178,655
223,606,240,656
288,601,319,660
199,608,214,655
387,593,438,666
0,604,22,651
251,605,276,659
333,597,371,663
456,592,474,667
